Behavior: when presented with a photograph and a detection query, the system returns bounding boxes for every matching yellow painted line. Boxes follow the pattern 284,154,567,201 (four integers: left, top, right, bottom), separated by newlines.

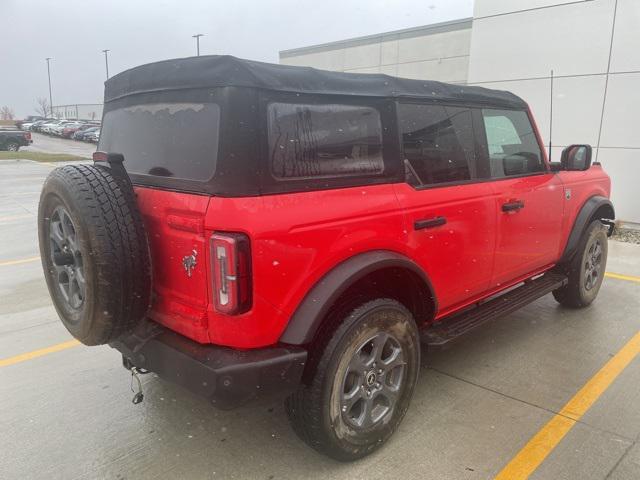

495,330,640,480
0,339,80,367
0,256,40,267
605,272,640,284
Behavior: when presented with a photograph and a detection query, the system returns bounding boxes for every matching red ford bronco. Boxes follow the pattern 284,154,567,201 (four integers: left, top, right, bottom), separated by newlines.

38,56,614,461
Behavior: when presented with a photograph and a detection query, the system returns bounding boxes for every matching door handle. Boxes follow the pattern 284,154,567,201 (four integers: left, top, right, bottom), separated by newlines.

502,200,525,212
414,216,447,230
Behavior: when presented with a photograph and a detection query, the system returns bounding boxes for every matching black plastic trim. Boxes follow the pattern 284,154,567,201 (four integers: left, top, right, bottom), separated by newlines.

559,195,615,264
414,216,447,230
110,319,307,410
279,250,436,345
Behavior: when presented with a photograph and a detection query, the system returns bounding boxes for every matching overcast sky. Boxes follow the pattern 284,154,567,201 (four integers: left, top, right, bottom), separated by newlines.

1,0,472,118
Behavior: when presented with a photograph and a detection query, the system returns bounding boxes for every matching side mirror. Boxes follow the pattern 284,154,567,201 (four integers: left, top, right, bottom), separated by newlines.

561,144,592,171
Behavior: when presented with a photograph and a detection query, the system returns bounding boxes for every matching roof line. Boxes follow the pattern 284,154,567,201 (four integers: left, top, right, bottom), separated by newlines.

279,17,472,58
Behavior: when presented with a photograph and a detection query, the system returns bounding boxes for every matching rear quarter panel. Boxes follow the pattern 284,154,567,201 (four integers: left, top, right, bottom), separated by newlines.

204,184,407,348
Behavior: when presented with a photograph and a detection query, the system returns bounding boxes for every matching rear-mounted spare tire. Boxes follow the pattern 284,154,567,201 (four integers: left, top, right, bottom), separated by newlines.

38,164,151,346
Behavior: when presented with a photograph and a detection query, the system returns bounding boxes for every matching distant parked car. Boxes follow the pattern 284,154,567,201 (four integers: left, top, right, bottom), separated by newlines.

84,128,100,143
50,121,77,136
30,119,54,132
59,122,87,138
73,126,100,141
40,120,65,134
0,130,32,151
17,116,44,130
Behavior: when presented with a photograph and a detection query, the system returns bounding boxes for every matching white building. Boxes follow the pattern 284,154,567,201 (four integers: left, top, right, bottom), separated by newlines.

52,103,103,121
280,0,639,224
280,18,472,84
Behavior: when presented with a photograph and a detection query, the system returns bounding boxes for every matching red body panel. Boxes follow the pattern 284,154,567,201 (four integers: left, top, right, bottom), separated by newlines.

134,187,211,343
132,102,612,350
555,164,611,256
393,182,496,311
489,173,564,287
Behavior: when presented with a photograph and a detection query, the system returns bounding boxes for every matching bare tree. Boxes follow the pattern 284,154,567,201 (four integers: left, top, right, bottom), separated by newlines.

0,106,15,120
35,97,50,118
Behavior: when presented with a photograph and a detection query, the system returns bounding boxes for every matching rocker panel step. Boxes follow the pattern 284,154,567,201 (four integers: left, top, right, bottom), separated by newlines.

422,272,568,349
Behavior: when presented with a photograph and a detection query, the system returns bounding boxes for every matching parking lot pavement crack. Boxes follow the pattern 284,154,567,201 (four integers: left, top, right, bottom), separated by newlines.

0,319,59,337
427,366,636,443
67,442,156,480
604,440,635,479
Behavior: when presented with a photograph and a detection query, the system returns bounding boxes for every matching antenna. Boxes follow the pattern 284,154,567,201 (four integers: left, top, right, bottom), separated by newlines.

549,69,554,161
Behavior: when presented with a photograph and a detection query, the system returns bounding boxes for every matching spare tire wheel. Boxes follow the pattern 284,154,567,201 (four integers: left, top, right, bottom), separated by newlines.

38,164,151,346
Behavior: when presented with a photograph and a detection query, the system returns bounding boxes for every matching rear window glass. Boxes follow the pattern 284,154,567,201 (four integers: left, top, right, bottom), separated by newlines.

99,102,220,181
267,102,384,179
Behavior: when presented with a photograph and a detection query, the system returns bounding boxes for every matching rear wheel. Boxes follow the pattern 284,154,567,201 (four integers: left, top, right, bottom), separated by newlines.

553,220,608,308
285,298,420,461
6,142,19,152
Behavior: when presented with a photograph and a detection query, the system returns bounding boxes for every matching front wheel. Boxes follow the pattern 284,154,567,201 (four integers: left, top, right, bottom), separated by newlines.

285,298,420,461
553,220,608,308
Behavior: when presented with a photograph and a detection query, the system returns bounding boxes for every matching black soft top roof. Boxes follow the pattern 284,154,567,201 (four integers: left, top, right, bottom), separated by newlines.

104,55,526,109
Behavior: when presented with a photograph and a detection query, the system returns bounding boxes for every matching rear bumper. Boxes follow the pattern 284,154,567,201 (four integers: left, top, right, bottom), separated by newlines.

109,319,307,409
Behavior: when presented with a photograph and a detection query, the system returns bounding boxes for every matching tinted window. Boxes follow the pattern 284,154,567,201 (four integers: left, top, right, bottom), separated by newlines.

482,109,544,177
399,103,476,186
99,102,220,181
267,102,384,179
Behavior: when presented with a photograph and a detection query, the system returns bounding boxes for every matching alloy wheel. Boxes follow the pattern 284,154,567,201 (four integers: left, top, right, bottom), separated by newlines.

49,206,85,309
584,238,603,291
340,331,406,429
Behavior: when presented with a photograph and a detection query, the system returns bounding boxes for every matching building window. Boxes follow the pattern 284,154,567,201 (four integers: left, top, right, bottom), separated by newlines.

267,102,384,179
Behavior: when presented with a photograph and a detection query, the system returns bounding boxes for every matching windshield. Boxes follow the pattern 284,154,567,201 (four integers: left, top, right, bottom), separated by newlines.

98,102,220,180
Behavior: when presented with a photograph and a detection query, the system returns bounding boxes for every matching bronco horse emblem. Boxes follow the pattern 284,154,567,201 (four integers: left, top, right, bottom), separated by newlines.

182,249,197,277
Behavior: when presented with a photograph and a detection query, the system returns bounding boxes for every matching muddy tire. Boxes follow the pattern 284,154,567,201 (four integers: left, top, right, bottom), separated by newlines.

553,220,608,308
285,298,420,461
38,164,151,346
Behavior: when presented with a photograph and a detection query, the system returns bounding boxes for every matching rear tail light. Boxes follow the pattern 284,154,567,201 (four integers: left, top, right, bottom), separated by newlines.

24,132,31,141
210,232,252,314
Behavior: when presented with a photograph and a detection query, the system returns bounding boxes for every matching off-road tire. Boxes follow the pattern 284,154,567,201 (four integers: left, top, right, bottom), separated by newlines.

553,220,608,308
285,298,420,461
38,164,151,345
5,141,19,152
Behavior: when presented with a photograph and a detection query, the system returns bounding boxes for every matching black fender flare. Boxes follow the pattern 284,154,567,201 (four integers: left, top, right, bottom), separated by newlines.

559,195,615,264
279,250,436,346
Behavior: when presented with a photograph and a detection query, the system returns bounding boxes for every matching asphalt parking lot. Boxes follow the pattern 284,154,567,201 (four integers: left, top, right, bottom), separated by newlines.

23,132,96,157
1,158,640,480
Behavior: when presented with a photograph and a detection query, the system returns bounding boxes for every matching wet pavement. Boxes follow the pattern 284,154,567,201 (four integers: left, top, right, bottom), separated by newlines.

1,159,639,479
23,132,96,157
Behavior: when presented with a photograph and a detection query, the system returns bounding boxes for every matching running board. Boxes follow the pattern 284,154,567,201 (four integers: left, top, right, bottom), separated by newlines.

422,272,568,349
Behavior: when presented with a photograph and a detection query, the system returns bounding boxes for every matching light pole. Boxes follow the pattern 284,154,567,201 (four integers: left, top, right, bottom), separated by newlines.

45,57,53,118
102,49,110,79
192,34,204,56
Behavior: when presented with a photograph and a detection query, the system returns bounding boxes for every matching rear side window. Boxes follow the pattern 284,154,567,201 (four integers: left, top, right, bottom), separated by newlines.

398,103,476,186
481,109,544,177
99,102,220,181
267,103,384,179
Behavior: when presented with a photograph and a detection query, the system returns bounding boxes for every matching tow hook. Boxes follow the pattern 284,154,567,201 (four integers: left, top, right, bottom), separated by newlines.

130,366,147,405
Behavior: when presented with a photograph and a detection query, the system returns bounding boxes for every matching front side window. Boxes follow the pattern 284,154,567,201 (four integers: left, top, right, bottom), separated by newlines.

399,103,476,186
99,102,220,181
267,102,384,179
481,108,544,177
